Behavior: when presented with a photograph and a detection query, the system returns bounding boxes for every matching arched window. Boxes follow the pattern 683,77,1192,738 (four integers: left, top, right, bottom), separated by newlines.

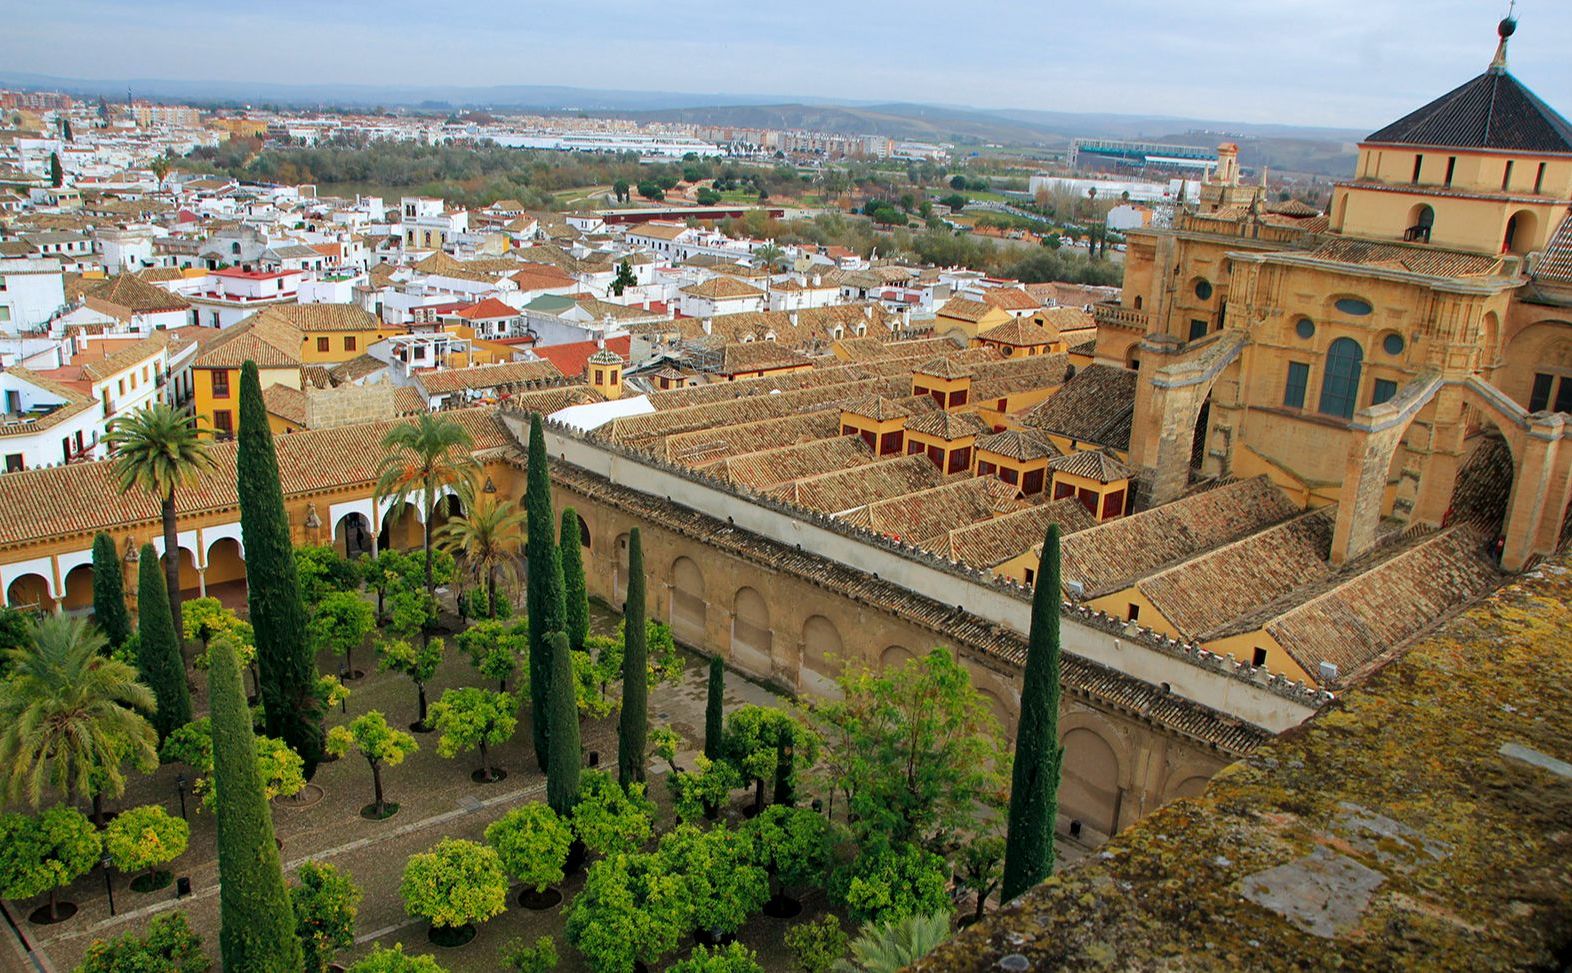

1318,337,1364,419
1406,204,1434,243
1504,209,1539,255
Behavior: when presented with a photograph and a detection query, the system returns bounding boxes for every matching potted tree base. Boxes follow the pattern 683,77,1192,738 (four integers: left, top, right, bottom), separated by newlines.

28,897,77,925
519,886,562,910
763,893,803,919
130,868,174,893
428,922,477,948
361,802,400,822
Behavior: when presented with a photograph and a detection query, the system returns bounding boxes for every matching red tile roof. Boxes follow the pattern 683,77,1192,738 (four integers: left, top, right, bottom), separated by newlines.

454,297,517,320
531,336,632,380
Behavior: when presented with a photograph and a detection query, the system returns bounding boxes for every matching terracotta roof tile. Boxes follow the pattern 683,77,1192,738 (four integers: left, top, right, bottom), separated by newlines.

977,317,1057,347
1061,477,1300,598
0,408,508,544
1022,364,1137,451
905,409,989,440
697,435,878,490
1048,449,1136,483
771,453,947,514
942,499,1098,570
1245,526,1500,684
1138,508,1337,639
976,429,1059,462
413,360,564,396
841,476,1029,547
682,276,765,300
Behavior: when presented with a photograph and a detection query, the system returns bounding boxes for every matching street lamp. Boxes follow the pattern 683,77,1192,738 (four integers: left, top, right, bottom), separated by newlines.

175,774,188,820
100,853,115,917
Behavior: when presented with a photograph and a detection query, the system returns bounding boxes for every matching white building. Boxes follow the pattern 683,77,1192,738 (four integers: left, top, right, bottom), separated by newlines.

677,276,767,318
0,369,103,472
0,260,66,334
401,197,468,251
187,268,303,329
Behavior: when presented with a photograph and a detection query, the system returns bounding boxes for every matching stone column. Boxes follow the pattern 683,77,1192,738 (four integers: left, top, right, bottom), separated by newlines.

1501,415,1570,571
1331,422,1405,565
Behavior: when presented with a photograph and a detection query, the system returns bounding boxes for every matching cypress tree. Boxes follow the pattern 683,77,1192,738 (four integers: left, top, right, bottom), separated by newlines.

48,152,62,188
544,631,580,816
617,528,647,788
559,507,589,653
704,656,724,761
236,360,323,776
524,414,562,771
135,543,191,739
209,636,302,972
1001,524,1065,902
91,532,131,649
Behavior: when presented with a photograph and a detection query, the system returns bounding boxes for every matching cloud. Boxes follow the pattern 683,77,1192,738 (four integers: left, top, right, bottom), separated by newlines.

3,0,1568,129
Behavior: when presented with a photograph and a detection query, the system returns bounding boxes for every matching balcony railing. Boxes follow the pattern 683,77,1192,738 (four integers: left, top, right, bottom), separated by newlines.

1093,301,1149,332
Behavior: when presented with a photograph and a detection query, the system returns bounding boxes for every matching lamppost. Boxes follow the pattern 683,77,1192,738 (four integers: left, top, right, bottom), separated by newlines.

175,774,188,820
100,853,116,917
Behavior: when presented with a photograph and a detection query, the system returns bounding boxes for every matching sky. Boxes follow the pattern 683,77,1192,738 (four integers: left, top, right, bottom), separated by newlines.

4,0,1570,132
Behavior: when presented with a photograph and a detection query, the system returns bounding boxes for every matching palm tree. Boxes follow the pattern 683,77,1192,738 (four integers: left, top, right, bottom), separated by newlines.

832,912,951,973
107,403,215,643
374,414,476,598
0,617,158,819
435,476,525,619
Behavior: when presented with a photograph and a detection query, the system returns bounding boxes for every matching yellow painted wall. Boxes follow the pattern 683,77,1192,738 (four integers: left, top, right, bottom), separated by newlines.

193,365,300,436
1206,628,1310,684
298,328,401,364
1086,586,1172,636
936,305,1011,339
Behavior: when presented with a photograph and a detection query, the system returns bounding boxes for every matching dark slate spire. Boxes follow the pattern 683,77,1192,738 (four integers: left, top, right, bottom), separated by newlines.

1364,17,1572,155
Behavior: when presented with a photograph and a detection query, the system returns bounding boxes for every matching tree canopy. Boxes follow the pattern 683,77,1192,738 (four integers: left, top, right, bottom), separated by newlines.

485,803,573,893
571,769,655,858
811,646,1007,854
400,838,508,931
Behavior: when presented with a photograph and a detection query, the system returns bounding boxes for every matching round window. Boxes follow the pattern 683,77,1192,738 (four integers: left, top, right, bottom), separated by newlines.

1295,317,1316,340
1194,279,1214,300
1382,332,1405,355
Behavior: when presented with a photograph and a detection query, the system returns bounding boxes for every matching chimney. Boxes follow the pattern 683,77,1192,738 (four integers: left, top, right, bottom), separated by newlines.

788,310,799,328
813,273,822,287
702,318,713,335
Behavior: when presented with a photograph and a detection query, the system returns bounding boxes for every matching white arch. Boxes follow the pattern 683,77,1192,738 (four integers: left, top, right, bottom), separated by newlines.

377,495,427,525
0,555,60,600
55,546,96,579
331,497,377,533
151,530,201,563
198,522,245,567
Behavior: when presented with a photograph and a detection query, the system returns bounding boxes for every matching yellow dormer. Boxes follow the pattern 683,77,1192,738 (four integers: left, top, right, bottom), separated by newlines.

588,348,624,400
839,396,909,456
911,357,973,410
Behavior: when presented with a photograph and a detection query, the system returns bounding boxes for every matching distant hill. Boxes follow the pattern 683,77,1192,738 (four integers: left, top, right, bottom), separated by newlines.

0,69,1360,177
597,103,1359,177
593,102,1074,147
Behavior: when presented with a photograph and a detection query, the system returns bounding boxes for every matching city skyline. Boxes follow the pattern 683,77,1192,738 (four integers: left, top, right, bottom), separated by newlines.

3,0,1568,131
